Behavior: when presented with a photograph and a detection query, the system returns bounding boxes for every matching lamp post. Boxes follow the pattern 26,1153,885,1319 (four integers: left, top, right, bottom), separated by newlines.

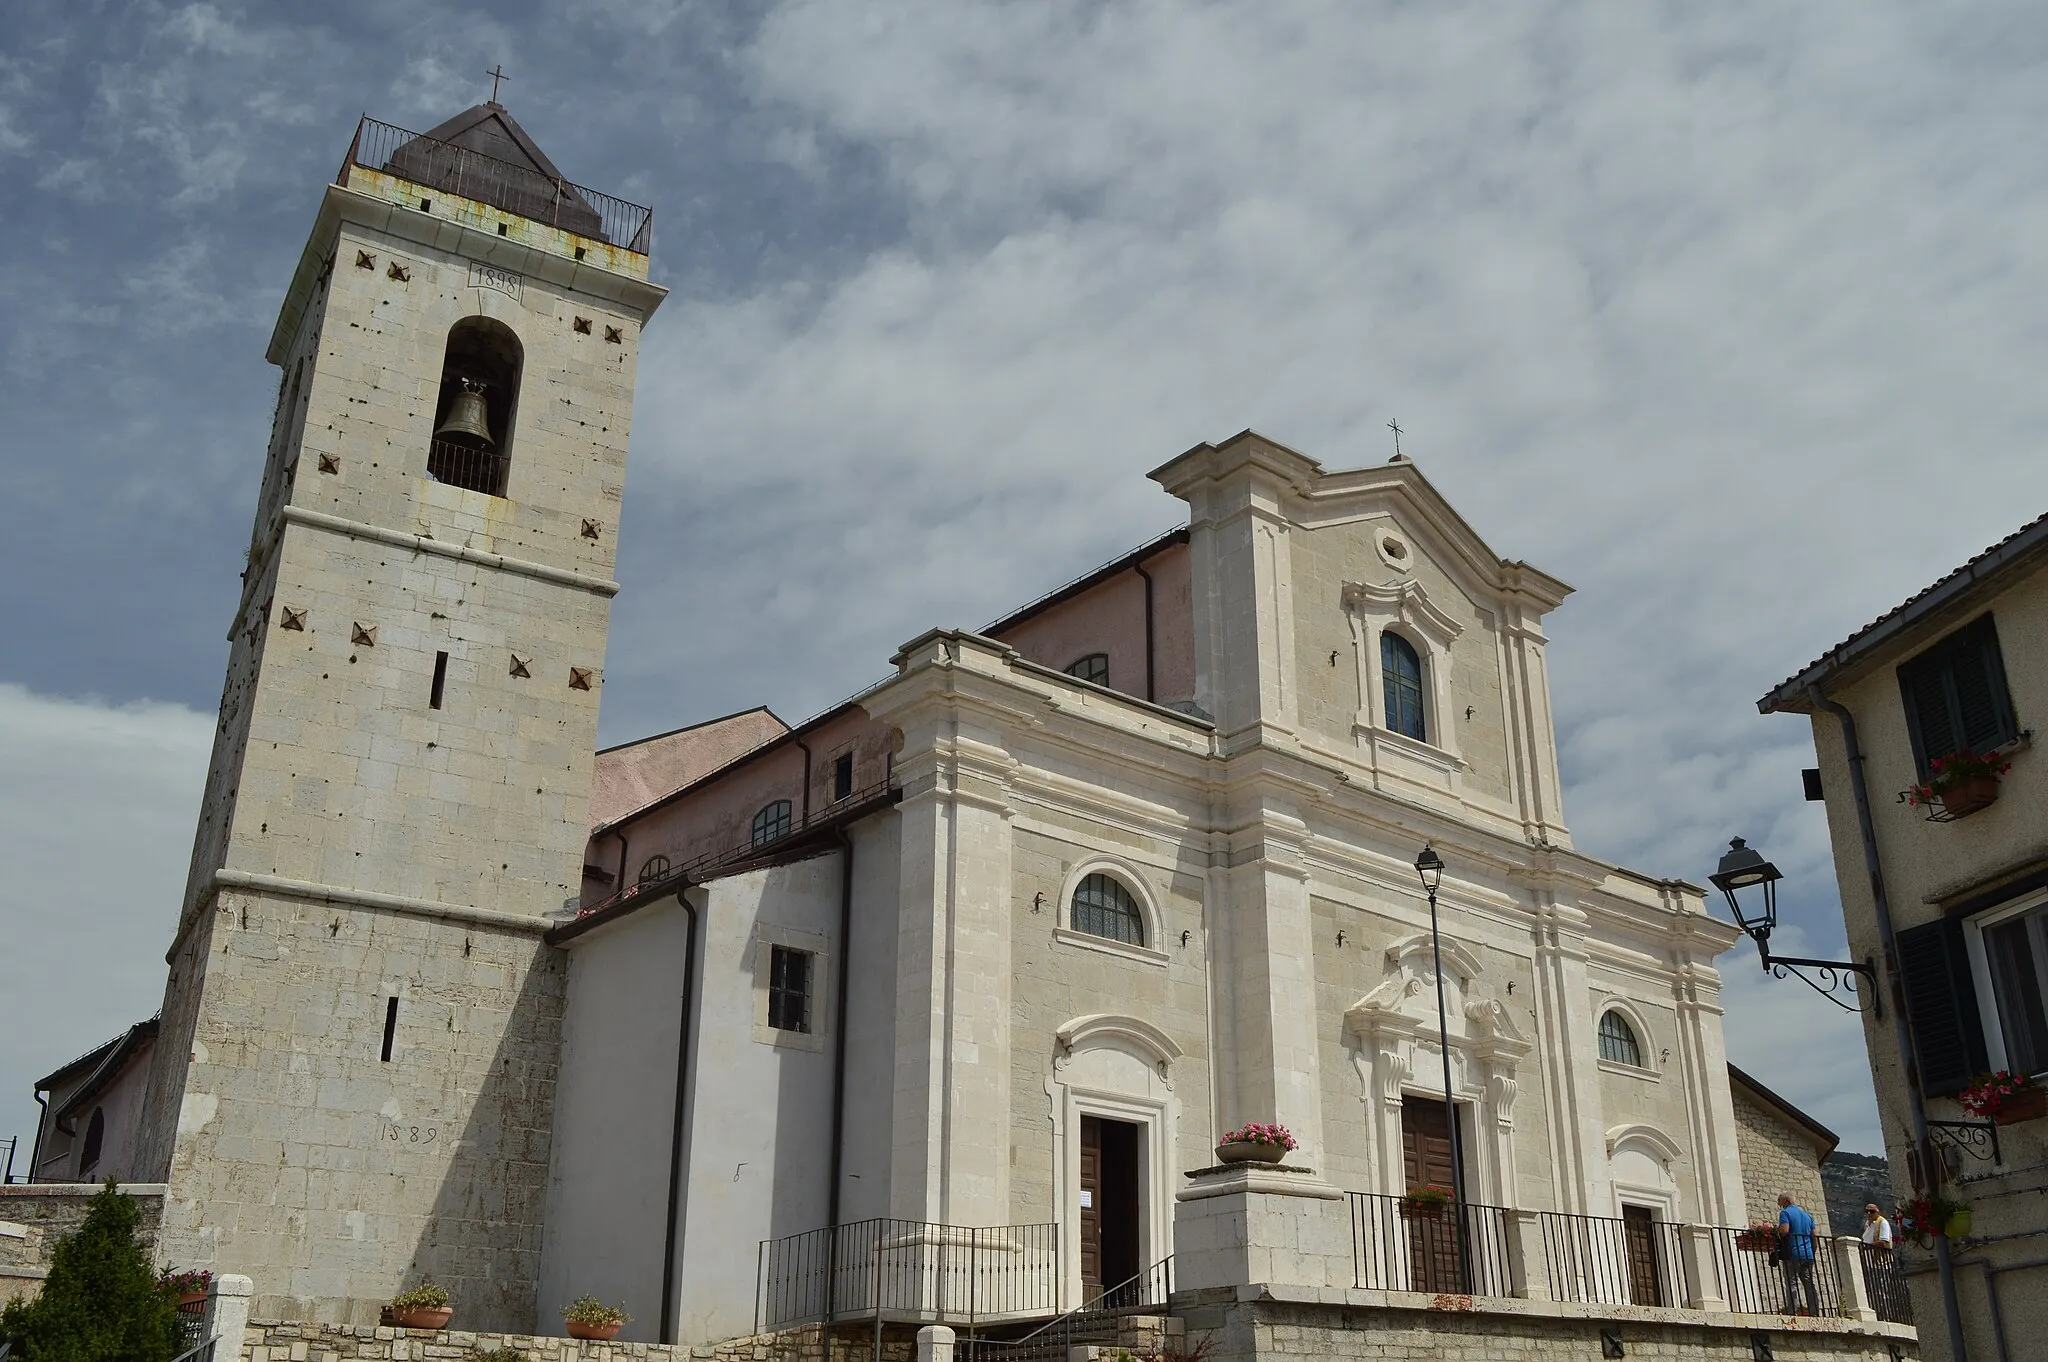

1709,837,1878,1015
1414,843,1472,1295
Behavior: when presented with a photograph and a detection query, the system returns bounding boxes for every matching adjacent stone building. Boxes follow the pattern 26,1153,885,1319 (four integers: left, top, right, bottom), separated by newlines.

1727,1063,1839,1231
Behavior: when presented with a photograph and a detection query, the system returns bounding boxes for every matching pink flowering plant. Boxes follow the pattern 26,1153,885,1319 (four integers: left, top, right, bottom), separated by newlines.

1219,1122,1298,1151
1958,1070,2040,1120
158,1267,212,1297
1905,749,2012,807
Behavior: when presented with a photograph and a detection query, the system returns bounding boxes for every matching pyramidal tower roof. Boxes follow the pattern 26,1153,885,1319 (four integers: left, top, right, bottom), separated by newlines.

368,101,632,246
413,101,575,182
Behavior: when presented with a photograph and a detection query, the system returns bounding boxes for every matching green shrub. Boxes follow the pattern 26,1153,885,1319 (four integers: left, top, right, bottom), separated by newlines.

0,1180,182,1362
391,1281,452,1311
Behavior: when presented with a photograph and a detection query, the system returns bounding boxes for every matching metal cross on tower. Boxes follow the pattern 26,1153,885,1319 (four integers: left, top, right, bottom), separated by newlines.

1388,418,1405,459
486,65,511,102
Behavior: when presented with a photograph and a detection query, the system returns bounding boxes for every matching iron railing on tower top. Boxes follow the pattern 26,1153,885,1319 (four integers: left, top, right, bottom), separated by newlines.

340,116,652,254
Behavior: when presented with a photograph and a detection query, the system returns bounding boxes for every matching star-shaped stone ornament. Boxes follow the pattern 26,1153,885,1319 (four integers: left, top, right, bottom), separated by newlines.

510,654,531,679
317,453,341,475
351,623,377,647
569,667,594,691
280,607,307,632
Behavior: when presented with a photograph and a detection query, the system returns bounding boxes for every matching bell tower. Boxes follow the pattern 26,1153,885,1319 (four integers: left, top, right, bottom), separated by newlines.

132,103,665,1329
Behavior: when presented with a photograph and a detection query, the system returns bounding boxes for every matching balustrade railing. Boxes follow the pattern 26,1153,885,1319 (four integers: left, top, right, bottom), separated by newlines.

1348,1192,1514,1297
424,439,506,497
341,116,652,252
1712,1224,1842,1317
756,1218,1058,1331
1860,1245,1913,1325
1539,1211,1688,1308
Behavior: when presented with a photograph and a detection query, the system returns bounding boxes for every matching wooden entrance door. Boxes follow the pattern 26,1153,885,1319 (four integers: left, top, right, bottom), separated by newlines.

1079,1116,1141,1303
1622,1205,1663,1306
1399,1096,1464,1293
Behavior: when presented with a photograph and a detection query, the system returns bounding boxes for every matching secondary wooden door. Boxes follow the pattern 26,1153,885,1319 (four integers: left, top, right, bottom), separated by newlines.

1622,1205,1663,1306
1399,1096,1463,1293
1079,1116,1141,1303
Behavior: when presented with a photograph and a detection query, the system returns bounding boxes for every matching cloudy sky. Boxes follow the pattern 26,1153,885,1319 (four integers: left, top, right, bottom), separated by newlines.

6,0,2048,1169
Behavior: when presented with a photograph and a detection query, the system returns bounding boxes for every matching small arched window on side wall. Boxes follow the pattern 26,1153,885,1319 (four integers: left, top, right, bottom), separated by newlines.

428,317,524,496
1071,873,1145,947
1064,653,1110,687
752,800,793,849
1381,631,1427,742
80,1107,106,1175
1598,1010,1643,1067
638,854,672,887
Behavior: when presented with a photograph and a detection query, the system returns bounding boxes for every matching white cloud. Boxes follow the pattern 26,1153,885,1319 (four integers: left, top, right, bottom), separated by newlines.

0,686,211,1166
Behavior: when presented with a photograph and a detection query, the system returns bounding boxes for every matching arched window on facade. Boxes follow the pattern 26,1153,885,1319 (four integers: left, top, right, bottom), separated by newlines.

638,854,672,887
80,1107,106,1174
1071,873,1145,947
752,799,793,849
1598,1010,1643,1067
1381,632,1427,742
1064,653,1110,687
427,317,524,496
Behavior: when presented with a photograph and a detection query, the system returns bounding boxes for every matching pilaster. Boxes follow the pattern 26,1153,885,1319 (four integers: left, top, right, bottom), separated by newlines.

1528,893,1605,1213
1173,1163,1348,1292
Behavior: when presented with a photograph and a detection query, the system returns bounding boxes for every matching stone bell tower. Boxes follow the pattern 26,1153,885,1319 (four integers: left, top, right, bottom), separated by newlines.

131,102,665,1329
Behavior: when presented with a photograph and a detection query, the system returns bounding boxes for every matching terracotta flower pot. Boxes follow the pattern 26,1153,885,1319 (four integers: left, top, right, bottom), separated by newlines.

1993,1086,2047,1125
1939,775,2000,818
390,1307,453,1331
177,1291,207,1311
566,1321,622,1341
1215,1140,1288,1164
1400,1200,1448,1220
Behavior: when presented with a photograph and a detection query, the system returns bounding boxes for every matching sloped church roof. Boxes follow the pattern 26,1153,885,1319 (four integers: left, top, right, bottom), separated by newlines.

382,101,606,239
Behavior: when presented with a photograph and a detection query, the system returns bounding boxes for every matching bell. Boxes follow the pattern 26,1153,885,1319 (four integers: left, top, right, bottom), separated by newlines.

434,377,494,448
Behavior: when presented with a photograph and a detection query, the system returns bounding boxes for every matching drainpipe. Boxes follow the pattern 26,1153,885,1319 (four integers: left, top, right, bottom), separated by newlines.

614,831,630,892
1976,1256,2048,1362
658,889,702,1345
823,828,857,1321
1134,561,1157,703
795,735,814,826
1806,684,1969,1362
28,1090,49,1182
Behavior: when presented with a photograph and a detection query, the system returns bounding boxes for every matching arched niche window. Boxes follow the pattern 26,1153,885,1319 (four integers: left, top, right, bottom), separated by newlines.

80,1107,106,1174
1071,872,1145,947
752,799,793,849
1598,1010,1643,1067
1380,631,1427,741
428,317,523,496
1064,653,1110,687
638,854,672,887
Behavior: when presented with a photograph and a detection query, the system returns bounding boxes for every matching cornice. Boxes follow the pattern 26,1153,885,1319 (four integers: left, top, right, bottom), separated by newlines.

281,505,621,596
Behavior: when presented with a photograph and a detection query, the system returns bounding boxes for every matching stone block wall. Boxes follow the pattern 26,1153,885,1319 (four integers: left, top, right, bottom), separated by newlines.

240,1320,916,1362
0,1184,164,1307
1731,1082,1831,1232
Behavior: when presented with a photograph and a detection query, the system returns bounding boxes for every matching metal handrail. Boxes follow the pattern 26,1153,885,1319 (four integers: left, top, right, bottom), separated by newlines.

340,116,652,253
966,1256,1172,1362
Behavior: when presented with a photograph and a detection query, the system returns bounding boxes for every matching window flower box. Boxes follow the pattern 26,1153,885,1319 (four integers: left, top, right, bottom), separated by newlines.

1735,1227,1777,1253
1216,1122,1296,1164
1400,1186,1453,1219
1905,750,2013,822
1960,1070,2045,1125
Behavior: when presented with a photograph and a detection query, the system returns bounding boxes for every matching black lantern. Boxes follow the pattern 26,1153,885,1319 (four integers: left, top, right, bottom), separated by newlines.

1414,843,1445,893
1709,836,1782,952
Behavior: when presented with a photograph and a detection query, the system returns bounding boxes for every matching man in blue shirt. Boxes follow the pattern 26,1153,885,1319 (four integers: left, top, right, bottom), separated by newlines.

1777,1193,1820,1315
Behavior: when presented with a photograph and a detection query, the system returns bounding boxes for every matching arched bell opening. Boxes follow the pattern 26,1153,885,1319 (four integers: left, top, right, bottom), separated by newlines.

428,316,523,496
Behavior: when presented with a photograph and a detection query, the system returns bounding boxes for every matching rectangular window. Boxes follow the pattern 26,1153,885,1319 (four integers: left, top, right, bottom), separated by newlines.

1976,901,2048,1076
381,996,400,1062
430,651,448,709
768,946,812,1034
833,753,854,801
1898,615,2018,777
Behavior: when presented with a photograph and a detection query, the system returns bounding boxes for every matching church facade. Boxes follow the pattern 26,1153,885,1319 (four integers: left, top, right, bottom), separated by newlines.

544,435,1752,1344
39,101,1783,1346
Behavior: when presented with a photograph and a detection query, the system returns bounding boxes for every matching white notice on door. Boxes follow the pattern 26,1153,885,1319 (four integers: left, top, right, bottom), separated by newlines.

1079,1190,1093,1208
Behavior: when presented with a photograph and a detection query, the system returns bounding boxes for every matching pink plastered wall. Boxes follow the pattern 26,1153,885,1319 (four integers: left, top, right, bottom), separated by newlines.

990,540,1194,708
583,706,894,905
589,708,789,829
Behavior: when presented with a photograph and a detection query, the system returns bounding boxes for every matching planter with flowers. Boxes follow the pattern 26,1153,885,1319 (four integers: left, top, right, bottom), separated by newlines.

561,1296,628,1341
1960,1070,2046,1126
1905,749,2014,821
1400,1186,1454,1220
159,1268,213,1312
387,1281,453,1331
1215,1123,1297,1165
1734,1225,1779,1253
1898,1196,1972,1247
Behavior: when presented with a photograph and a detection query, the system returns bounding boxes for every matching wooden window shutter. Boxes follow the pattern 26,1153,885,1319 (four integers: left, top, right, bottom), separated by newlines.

1896,918,1988,1097
1952,621,2016,752
1898,615,2017,776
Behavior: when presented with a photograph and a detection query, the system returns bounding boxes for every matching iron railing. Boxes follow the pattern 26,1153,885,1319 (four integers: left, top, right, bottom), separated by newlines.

1712,1225,1842,1316
1860,1245,1913,1325
965,1256,1172,1362
175,1307,208,1356
757,1218,1059,1331
170,1338,214,1362
1348,1193,1514,1297
581,775,898,920
341,116,652,253
424,438,507,497
1539,1211,1687,1308
0,1135,16,1184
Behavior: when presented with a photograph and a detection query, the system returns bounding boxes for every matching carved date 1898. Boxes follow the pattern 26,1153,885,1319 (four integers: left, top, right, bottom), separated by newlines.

387,1124,440,1145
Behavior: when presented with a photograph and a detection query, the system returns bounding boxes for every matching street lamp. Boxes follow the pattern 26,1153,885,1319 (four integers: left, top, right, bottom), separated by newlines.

1709,836,1877,1015
1414,843,1472,1295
